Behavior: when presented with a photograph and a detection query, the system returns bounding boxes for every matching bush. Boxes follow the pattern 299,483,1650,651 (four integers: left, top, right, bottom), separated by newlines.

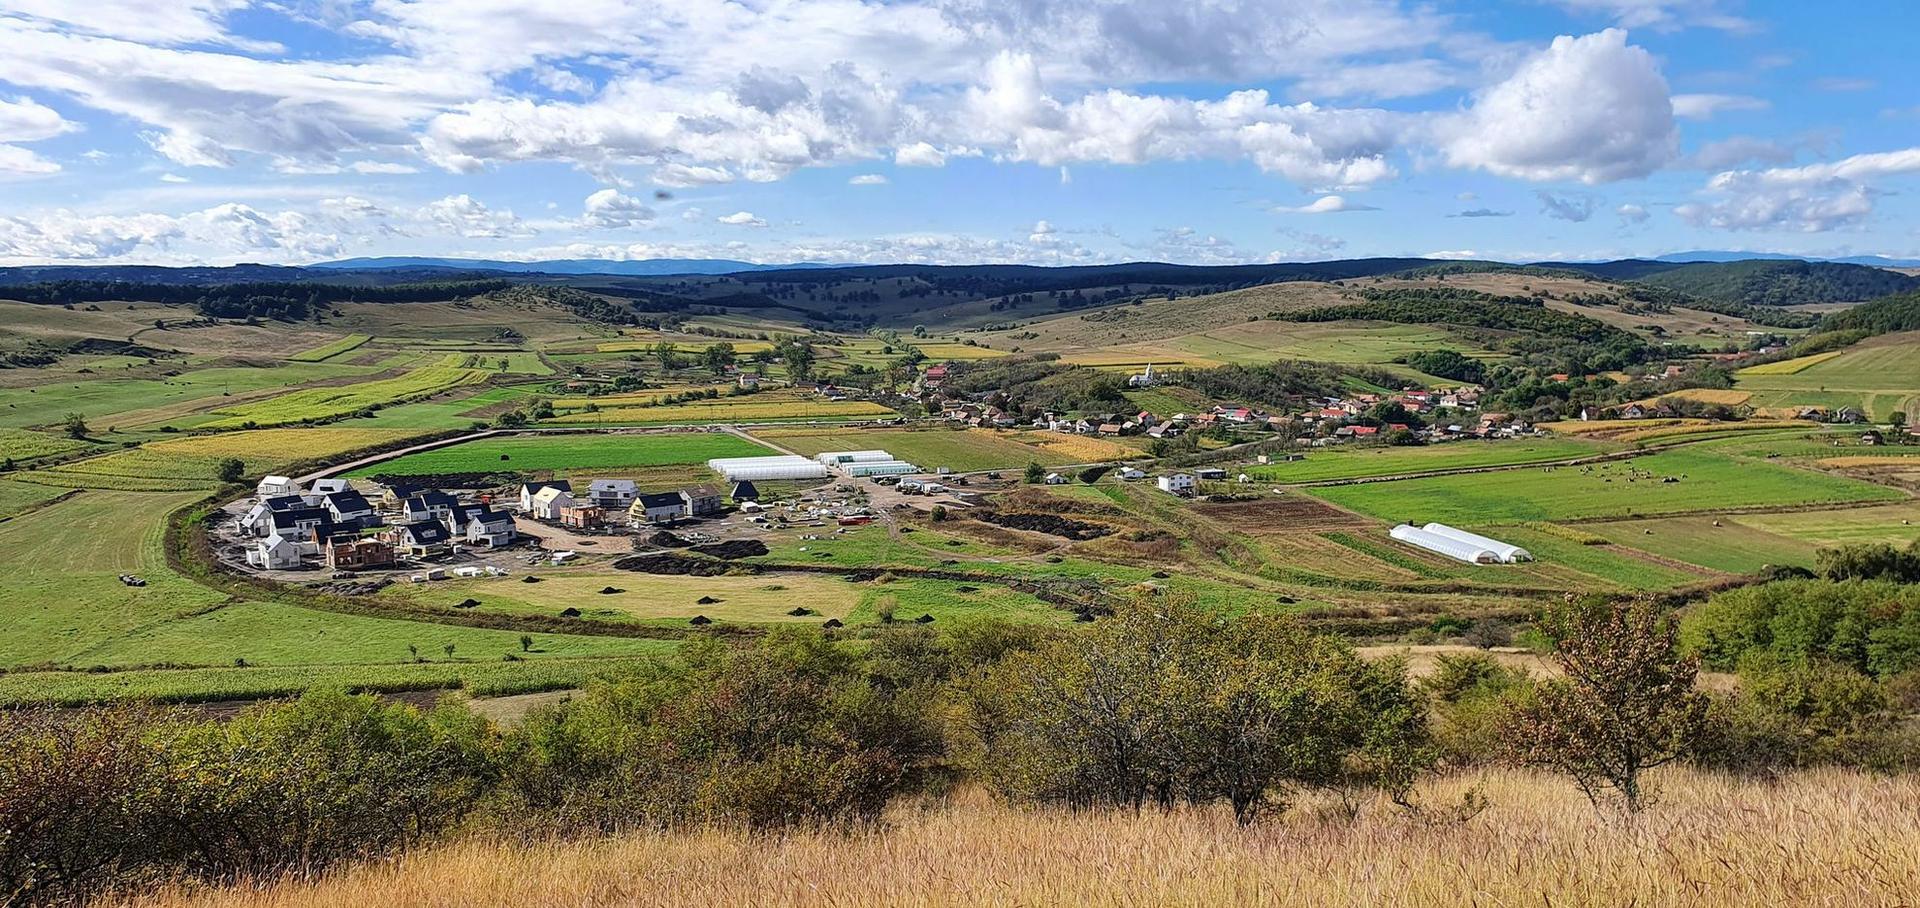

1680,579,1920,678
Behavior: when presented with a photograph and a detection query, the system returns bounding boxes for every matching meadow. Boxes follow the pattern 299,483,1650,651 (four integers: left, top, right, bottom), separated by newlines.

0,361,383,430
24,428,415,490
1735,333,1920,417
748,426,1134,471
287,334,373,362
543,394,895,426
123,769,1920,908
1307,449,1903,525
347,432,771,477
200,361,490,429
1246,438,1607,483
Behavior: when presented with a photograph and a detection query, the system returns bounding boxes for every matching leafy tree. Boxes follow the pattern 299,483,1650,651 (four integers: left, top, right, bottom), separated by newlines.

519,635,533,653
1508,599,1708,812
1818,542,1920,583
61,412,88,440
1022,461,1045,484
701,342,737,375
216,458,245,483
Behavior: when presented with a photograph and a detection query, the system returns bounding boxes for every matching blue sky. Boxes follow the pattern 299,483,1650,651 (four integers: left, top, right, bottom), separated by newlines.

0,0,1915,266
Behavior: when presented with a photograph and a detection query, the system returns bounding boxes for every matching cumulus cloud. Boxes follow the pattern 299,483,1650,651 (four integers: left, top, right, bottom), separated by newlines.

1616,203,1651,224
848,173,888,185
894,142,947,167
1439,29,1677,184
1537,191,1597,222
717,210,768,227
580,188,654,228
0,95,77,176
418,193,522,238
1676,146,1920,232
1279,194,1378,213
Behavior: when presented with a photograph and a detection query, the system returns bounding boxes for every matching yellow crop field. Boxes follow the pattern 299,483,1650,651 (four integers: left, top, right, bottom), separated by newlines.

201,364,488,429
1818,455,1920,468
1738,351,1844,376
1633,389,1753,407
594,339,775,354
1059,350,1223,369
29,428,416,486
545,395,895,425
1542,418,1701,437
1612,419,1814,444
1002,430,1139,462
914,343,1009,361
550,385,727,409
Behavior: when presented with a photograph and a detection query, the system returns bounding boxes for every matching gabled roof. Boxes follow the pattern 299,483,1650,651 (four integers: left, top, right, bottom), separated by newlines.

262,494,306,512
681,484,721,498
466,508,512,528
636,491,685,510
530,486,572,506
403,490,459,511
270,507,329,530
588,478,638,493
395,521,451,544
521,479,572,494
324,489,372,512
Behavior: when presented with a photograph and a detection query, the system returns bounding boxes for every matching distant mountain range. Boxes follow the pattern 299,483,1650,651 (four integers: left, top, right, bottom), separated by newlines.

310,256,839,275
1653,251,1920,267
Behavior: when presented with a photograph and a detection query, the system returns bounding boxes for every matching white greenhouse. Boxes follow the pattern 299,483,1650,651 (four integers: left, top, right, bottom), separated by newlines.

707,455,831,482
1389,524,1499,564
845,460,921,477
814,450,896,466
1420,523,1533,563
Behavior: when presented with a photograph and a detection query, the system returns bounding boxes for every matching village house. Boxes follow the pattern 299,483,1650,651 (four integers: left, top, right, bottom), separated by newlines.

680,484,724,517
528,486,574,521
1157,473,1196,495
386,521,453,558
246,533,306,570
1118,467,1147,481
1043,472,1069,485
400,490,459,527
630,492,688,524
256,475,298,500
462,509,516,547
730,480,760,503
518,480,572,512
587,479,640,510
308,478,350,498
1193,467,1228,482
559,504,607,529
320,489,376,526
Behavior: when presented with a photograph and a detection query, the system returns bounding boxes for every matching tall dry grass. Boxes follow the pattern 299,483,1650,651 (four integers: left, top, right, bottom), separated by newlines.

119,768,1920,908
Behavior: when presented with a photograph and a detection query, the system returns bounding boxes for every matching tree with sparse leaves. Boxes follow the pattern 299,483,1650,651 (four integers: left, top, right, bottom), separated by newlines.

1508,597,1709,812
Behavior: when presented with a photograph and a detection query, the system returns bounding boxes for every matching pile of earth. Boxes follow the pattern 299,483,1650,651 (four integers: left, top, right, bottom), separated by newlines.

644,529,693,548
689,539,769,559
977,510,1112,540
612,554,737,577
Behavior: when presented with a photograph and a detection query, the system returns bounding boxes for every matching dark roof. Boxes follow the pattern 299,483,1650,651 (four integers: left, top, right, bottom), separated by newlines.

636,492,685,510
466,508,512,527
396,521,451,544
403,490,459,511
521,479,572,493
681,484,721,498
271,507,329,530
262,494,306,511
324,489,372,511
730,480,759,500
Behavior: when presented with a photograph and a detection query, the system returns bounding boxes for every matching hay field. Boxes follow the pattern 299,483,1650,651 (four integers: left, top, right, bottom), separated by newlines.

348,432,770,477
750,427,1135,470
128,769,1920,908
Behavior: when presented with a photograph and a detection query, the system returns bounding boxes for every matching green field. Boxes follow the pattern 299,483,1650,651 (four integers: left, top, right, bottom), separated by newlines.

348,432,772,477
1736,333,1920,418
1583,516,1817,574
750,427,1108,471
0,362,383,429
0,657,663,707
200,362,489,429
0,427,94,462
1307,449,1903,524
1248,438,1608,483
288,333,373,362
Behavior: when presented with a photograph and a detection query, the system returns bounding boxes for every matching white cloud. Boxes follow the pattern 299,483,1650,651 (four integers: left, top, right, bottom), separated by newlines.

1279,194,1378,213
1537,191,1597,222
848,173,888,185
1812,77,1876,92
894,141,947,167
158,173,189,183
1686,135,1803,170
1616,203,1650,224
580,188,654,228
1671,93,1768,120
0,95,76,176
0,144,61,177
1439,29,1676,184
717,210,768,227
1676,146,1920,232
1548,0,1755,33
418,193,522,238
0,0,270,48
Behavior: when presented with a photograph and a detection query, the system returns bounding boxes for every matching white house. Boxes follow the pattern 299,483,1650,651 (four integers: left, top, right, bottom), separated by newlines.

1118,467,1146,481
256,475,298,499
1128,363,1158,387
308,478,350,497
463,509,516,547
1157,473,1195,495
246,533,306,570
518,480,572,512
529,486,575,521
587,479,639,510
1043,472,1069,485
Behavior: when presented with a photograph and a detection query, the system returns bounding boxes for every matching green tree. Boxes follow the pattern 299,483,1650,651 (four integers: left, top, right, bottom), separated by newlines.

216,458,245,483
62,412,88,440
1509,599,1709,812
701,342,737,375
652,340,682,371
1023,461,1045,484
519,634,534,653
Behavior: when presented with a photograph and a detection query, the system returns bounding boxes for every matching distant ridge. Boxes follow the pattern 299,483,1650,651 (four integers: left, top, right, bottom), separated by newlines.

311,256,839,276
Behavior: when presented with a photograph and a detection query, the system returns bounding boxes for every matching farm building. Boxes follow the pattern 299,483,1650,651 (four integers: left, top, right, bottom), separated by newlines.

814,450,895,466
846,460,920,478
1419,523,1533,563
1390,525,1499,564
708,455,830,482
1194,468,1229,482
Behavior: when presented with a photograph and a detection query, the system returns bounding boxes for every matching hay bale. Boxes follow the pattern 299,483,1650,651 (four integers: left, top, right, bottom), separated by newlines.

914,613,935,624
787,607,814,616
455,598,481,609
955,585,979,593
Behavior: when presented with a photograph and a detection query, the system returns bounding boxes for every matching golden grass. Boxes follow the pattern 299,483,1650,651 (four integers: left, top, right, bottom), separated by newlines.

128,768,1920,908
1818,455,1920,468
1738,350,1845,376
1632,389,1754,407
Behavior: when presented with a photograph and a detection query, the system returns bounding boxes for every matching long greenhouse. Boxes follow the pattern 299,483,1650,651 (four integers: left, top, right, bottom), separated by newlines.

814,450,896,465
1419,523,1533,563
845,460,921,477
706,455,831,482
1389,524,1500,564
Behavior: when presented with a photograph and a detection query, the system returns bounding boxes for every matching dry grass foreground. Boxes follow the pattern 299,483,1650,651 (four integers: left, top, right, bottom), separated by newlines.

124,769,1920,908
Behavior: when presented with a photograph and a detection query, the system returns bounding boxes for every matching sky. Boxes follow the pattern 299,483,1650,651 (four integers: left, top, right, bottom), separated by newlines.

0,0,1916,267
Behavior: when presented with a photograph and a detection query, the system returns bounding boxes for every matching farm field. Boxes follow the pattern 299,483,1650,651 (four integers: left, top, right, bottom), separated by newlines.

288,334,373,362
347,432,771,477
199,361,490,429
0,361,385,429
543,394,895,426
0,427,94,463
1735,333,1920,418
1306,449,1904,525
1583,516,1817,574
1735,502,1920,548
1150,321,1496,369
0,479,72,519
748,427,1136,471
1247,438,1608,483
30,428,416,489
